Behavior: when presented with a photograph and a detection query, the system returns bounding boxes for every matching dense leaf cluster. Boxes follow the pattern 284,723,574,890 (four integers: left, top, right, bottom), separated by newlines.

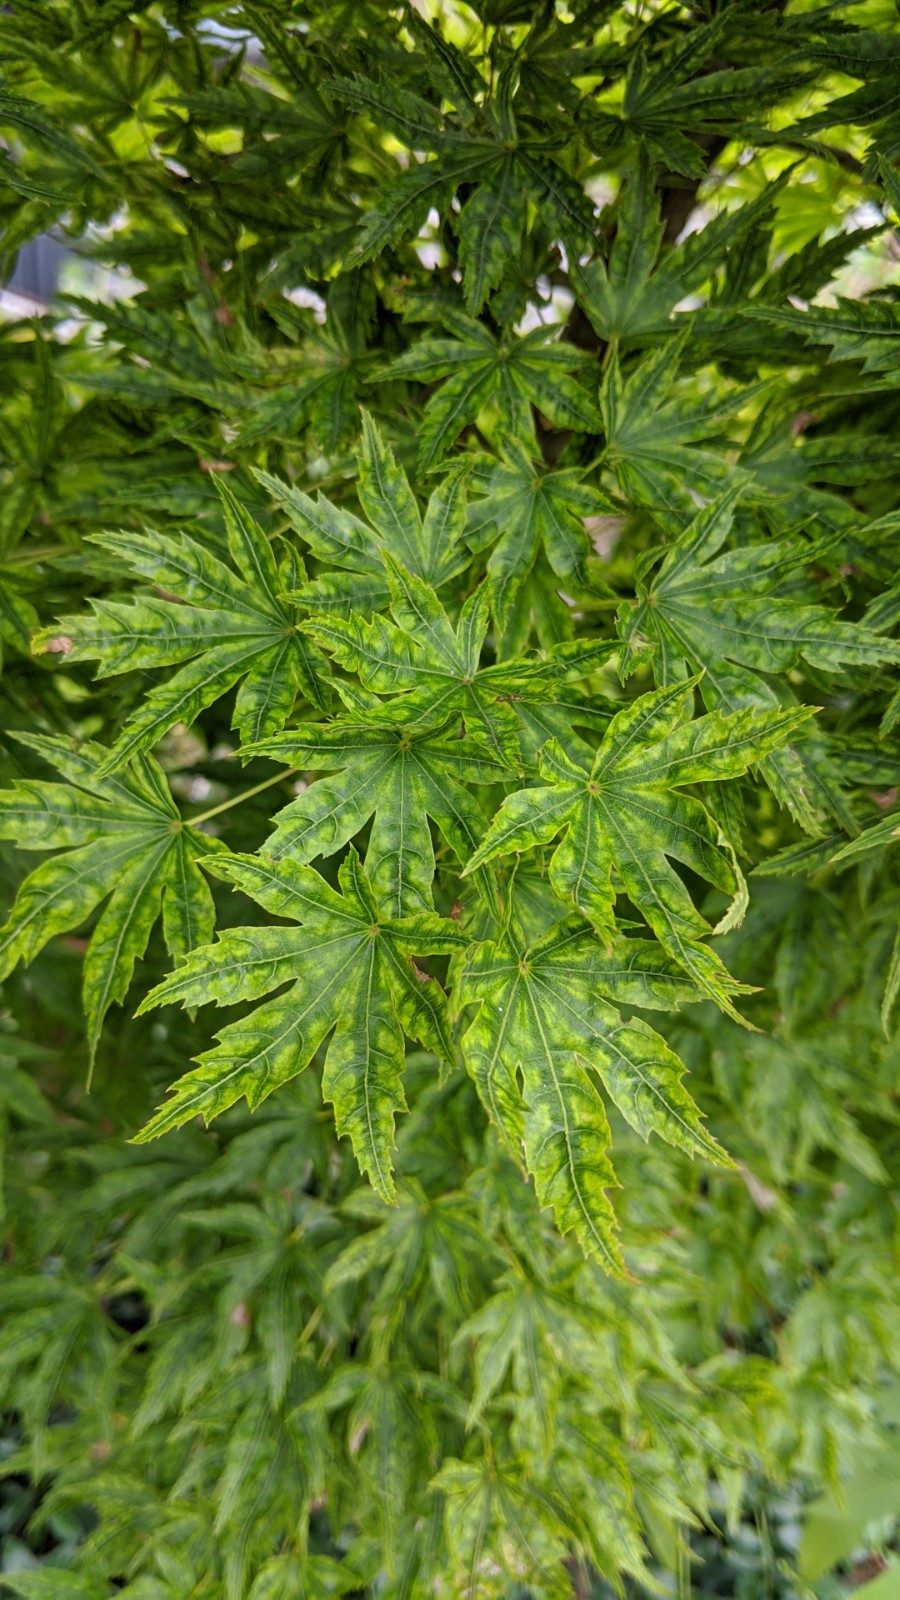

0,1,899,1595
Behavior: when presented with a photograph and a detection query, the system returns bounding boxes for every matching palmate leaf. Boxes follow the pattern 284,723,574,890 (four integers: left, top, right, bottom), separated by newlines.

454,1265,620,1452
618,490,900,831
404,7,484,119
600,335,763,522
254,409,469,617
465,438,615,628
303,550,616,770
62,296,255,411
455,912,723,1274
135,850,467,1203
456,154,526,316
584,22,813,177
0,734,220,1066
572,152,788,344
384,306,601,471
432,1452,577,1599
33,477,327,774
0,84,106,191
324,1177,496,1320
314,1360,448,1570
241,716,507,918
237,274,377,457
234,327,374,455
168,75,345,191
464,682,814,1019
335,74,524,314
334,71,596,314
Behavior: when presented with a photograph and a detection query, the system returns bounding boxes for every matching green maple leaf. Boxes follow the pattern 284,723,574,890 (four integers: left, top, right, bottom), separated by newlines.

432,1455,573,1597
303,551,616,770
585,23,813,178
314,1359,446,1568
33,477,327,774
241,715,507,919
169,73,345,189
334,72,595,314
135,849,467,1203
0,336,74,546
463,681,814,1018
0,85,106,204
571,153,788,343
456,1266,609,1451
795,33,900,165
601,335,763,521
63,296,253,412
455,912,728,1275
254,410,469,618
325,1175,496,1319
465,438,615,628
235,310,375,455
617,489,900,832
403,7,485,121
384,306,601,471
0,734,220,1067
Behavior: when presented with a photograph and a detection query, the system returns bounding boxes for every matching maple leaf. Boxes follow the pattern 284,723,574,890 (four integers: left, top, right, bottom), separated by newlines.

585,23,813,178
333,67,595,314
571,152,789,344
617,489,900,831
454,912,728,1275
302,551,616,770
464,682,815,1018
787,37,900,179
254,409,469,618
0,734,220,1067
61,295,256,414
241,715,507,919
0,335,79,547
455,1264,614,1453
134,849,467,1203
431,1452,589,1599
234,276,378,454
465,438,615,629
33,477,327,774
168,71,346,198
600,335,764,521
5,3,900,1594
313,1356,451,1569
384,306,601,471
325,1177,498,1320
0,84,106,200
403,7,485,122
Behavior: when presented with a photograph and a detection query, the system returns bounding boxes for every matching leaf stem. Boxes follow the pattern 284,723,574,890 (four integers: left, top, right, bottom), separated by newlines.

187,767,298,825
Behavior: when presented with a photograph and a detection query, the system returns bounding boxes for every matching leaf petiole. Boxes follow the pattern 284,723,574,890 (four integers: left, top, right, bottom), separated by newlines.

187,767,299,826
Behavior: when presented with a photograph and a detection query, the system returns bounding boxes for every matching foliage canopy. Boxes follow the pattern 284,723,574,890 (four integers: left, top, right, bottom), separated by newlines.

0,0,899,1595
